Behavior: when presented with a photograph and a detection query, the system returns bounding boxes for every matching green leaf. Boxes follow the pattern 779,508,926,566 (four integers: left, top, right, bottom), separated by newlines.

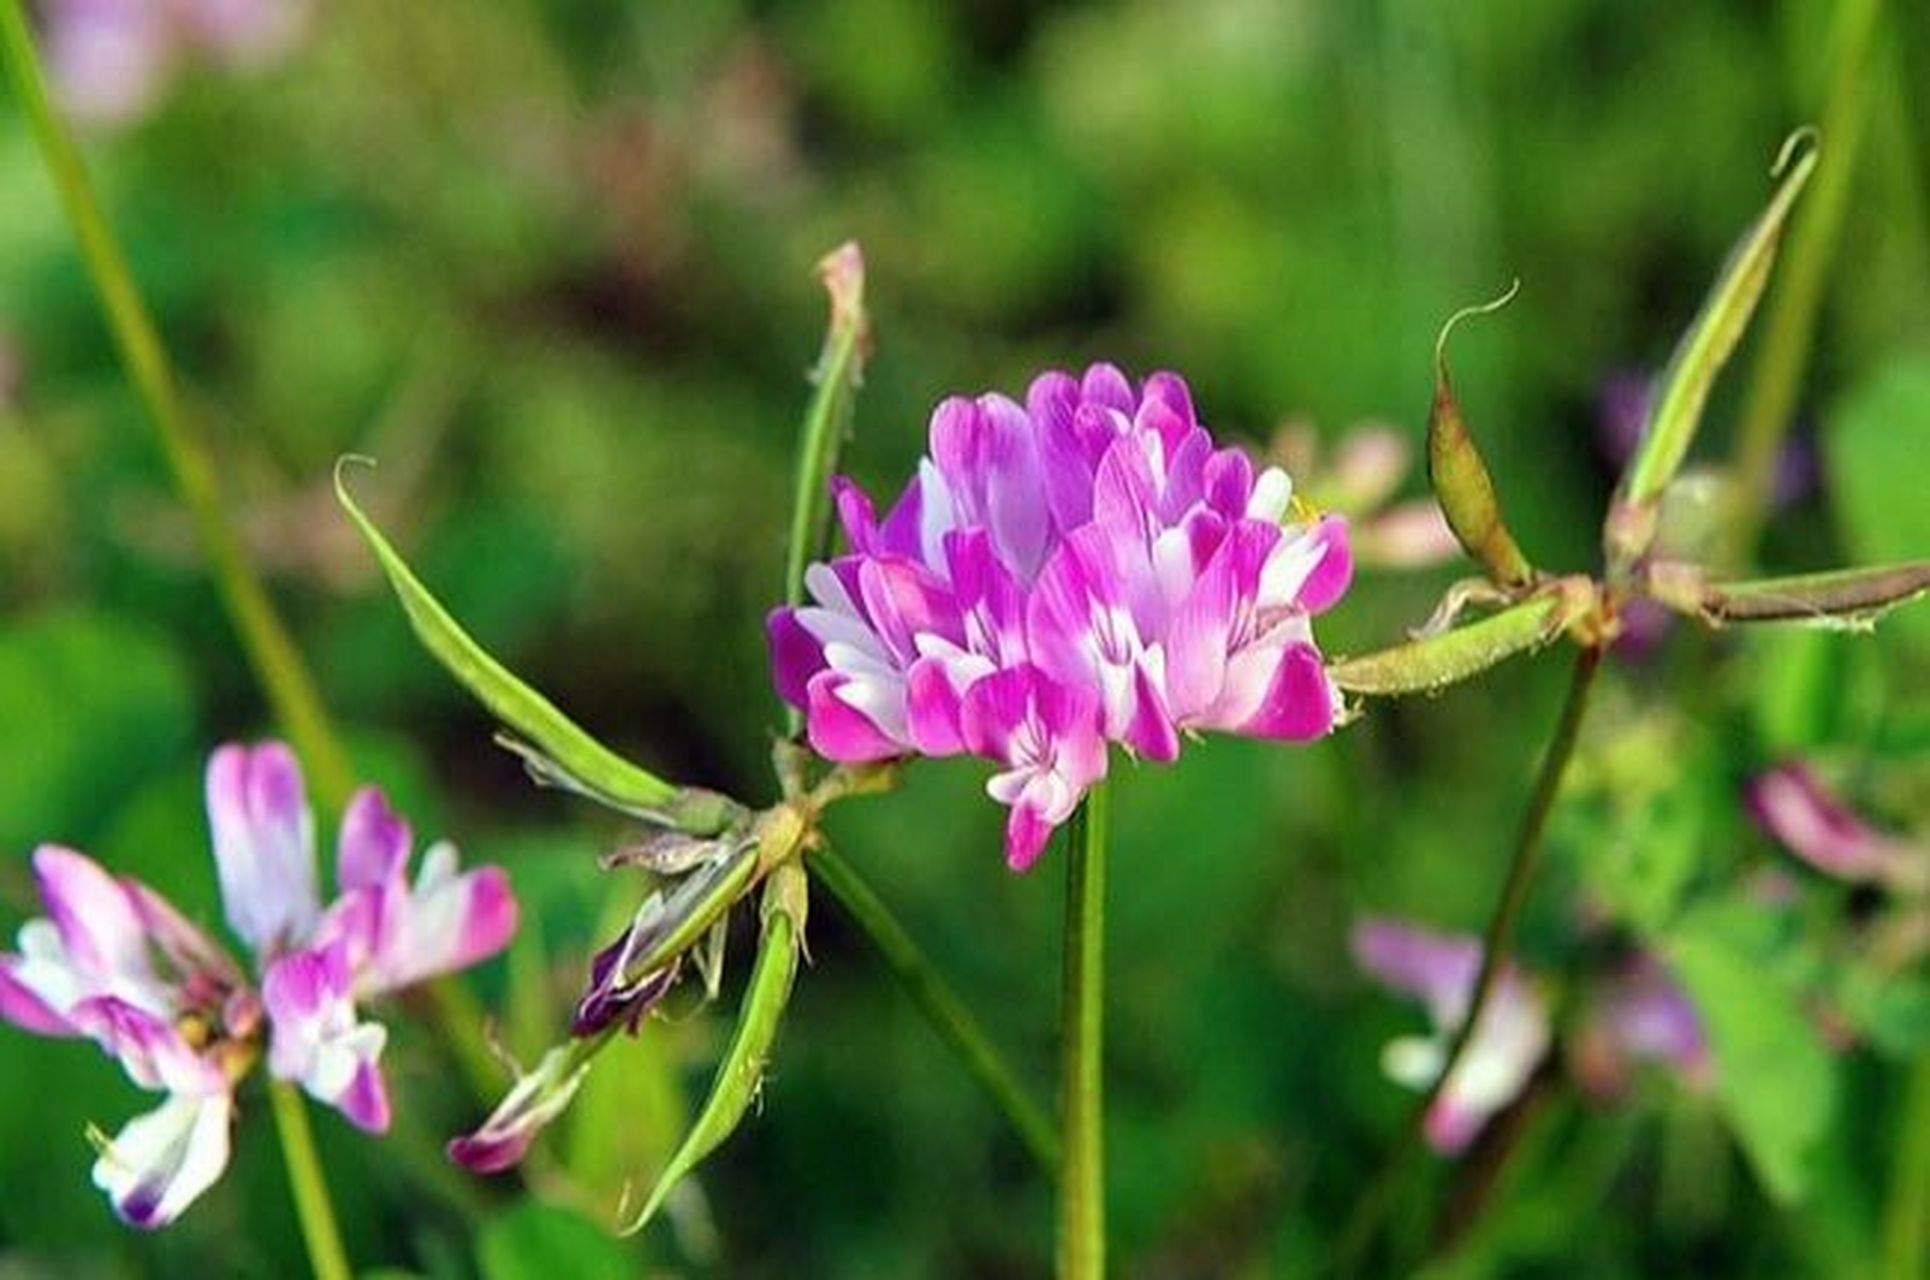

622,863,807,1235
478,1202,636,1280
1328,584,1586,697
1827,355,1930,651
1667,904,1836,1204
1609,133,1819,566
783,241,871,608
335,462,730,831
1425,283,1535,588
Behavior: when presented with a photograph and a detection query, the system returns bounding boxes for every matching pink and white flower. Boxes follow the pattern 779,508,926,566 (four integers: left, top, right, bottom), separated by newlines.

1351,918,1551,1153
769,364,1351,868
0,741,518,1227
1746,763,1927,892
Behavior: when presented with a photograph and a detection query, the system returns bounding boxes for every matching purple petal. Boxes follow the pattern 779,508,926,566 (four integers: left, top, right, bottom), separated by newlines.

766,607,828,710
905,657,972,756
1121,662,1179,763
1005,801,1054,873
32,846,153,990
336,787,411,895
262,943,393,1133
355,845,519,995
805,671,907,763
206,742,319,957
92,1093,234,1229
43,0,176,127
1296,515,1354,614
1745,764,1909,885
1352,918,1480,1028
1080,363,1135,415
1234,643,1335,741
448,1044,592,1174
0,955,73,1035
69,996,224,1096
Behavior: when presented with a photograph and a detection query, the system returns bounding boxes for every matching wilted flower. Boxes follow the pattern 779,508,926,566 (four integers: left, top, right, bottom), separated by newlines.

1351,918,1550,1153
40,0,308,128
0,742,517,1226
1747,763,1927,892
769,364,1351,869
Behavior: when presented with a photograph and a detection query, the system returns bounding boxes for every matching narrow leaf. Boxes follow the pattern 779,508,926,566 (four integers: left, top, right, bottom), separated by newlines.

1329,585,1586,696
783,242,871,609
336,461,709,827
1609,132,1820,563
1647,559,1930,630
1426,282,1535,588
621,864,807,1235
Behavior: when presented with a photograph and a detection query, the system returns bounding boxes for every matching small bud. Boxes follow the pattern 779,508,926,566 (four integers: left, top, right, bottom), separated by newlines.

448,1044,595,1174
1607,131,1818,571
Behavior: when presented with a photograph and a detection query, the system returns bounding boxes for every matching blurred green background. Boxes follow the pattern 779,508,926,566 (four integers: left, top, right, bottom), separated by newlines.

2,0,1929,1275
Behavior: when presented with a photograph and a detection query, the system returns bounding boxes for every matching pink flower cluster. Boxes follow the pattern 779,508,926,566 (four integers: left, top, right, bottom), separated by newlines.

0,743,517,1227
769,365,1352,869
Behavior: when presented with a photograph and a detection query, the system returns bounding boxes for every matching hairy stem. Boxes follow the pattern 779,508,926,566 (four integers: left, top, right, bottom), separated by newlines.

267,1082,354,1280
1058,782,1110,1279
1335,646,1602,1274
812,844,1060,1173
1727,0,1885,564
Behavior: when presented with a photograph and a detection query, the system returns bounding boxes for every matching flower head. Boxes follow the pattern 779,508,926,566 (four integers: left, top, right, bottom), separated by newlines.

770,364,1351,868
0,742,518,1227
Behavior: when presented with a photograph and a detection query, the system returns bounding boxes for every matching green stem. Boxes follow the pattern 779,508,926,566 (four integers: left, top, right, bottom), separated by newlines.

1,8,360,1276
0,0,356,806
1727,0,1884,565
267,1082,354,1280
812,844,1060,1174
1058,781,1110,1279
1882,1055,1930,1280
1335,645,1602,1275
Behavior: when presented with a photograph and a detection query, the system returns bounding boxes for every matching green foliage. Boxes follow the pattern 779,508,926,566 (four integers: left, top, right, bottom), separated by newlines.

1828,355,1930,651
0,609,194,854
1668,903,1837,1206
477,1203,634,1280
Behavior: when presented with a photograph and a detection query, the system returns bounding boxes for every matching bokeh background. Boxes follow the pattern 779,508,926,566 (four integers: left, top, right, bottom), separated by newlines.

3,0,1929,1275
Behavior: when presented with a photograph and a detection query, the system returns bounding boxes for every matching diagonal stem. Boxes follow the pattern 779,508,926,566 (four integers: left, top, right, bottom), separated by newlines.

1058,780,1110,1279
1335,645,1602,1275
812,844,1060,1174
1,6,359,1271
0,0,355,808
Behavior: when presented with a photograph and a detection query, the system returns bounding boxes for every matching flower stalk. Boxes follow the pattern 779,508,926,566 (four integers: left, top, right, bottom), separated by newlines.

1058,780,1110,1279
267,1081,353,1280
811,844,1060,1174
0,7,365,1274
1336,644,1603,1274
